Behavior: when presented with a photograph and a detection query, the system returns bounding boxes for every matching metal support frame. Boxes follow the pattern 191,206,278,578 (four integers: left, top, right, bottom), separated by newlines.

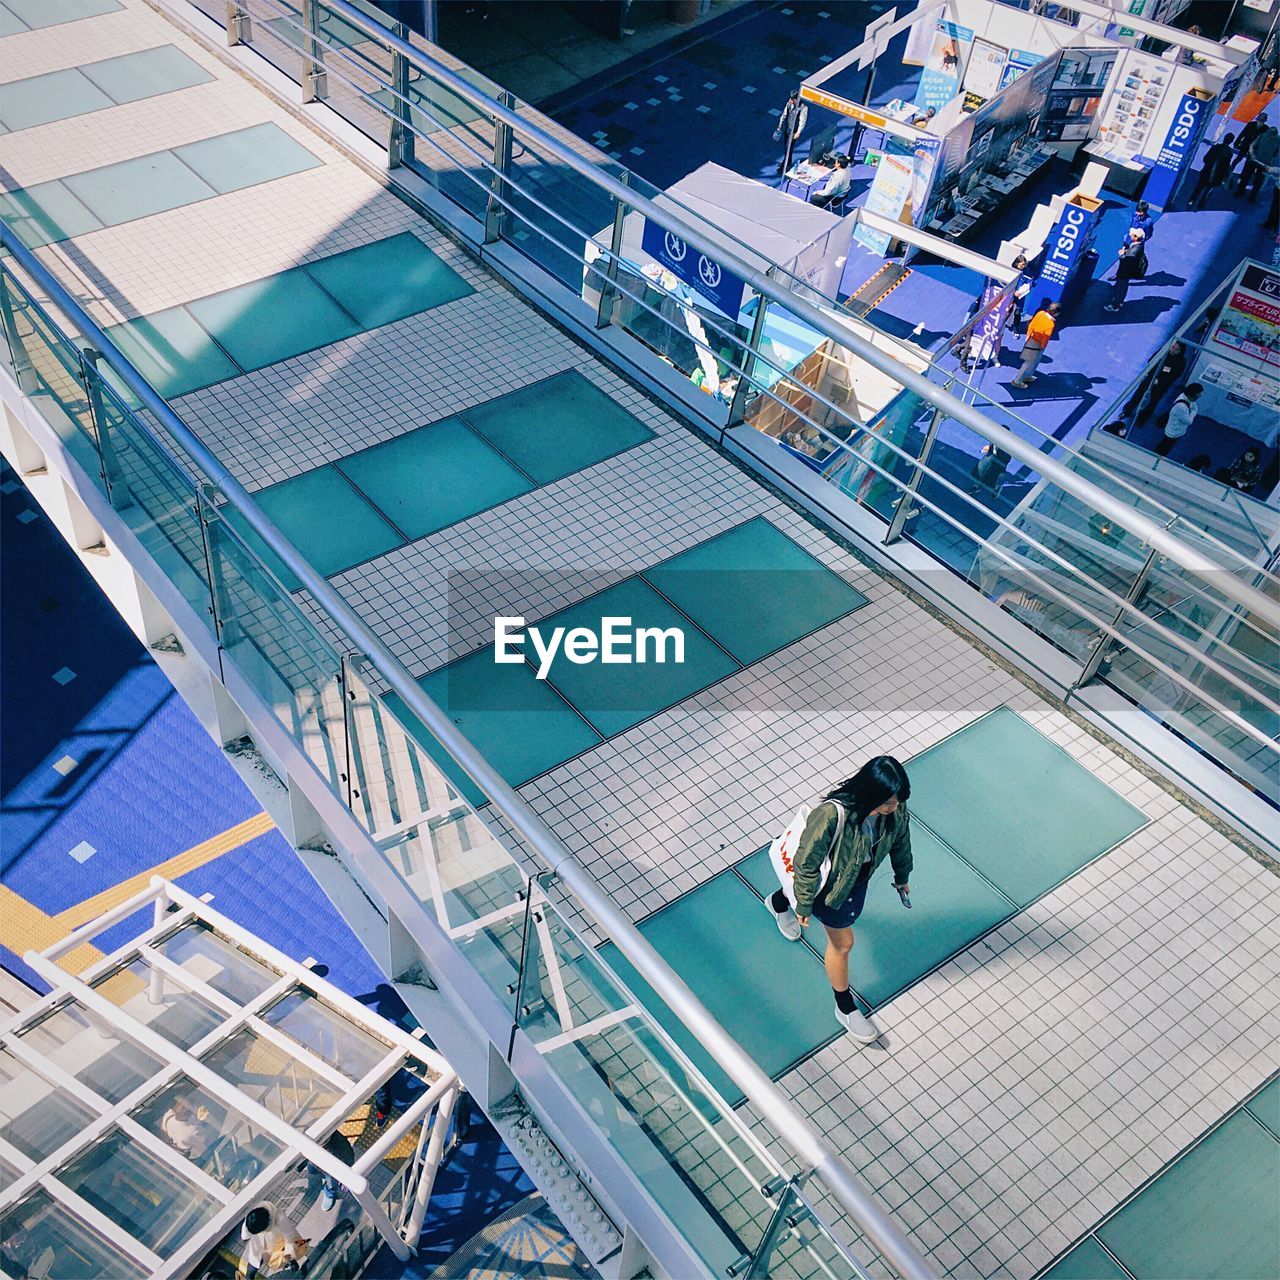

884,390,950,546
300,0,328,103
1072,542,1163,691
743,1182,799,1279
225,0,250,45
728,293,771,428
594,172,631,329
484,90,516,245
388,23,414,169
77,348,131,510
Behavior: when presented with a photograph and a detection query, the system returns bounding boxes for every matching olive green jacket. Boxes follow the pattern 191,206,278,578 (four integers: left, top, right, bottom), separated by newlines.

792,800,913,919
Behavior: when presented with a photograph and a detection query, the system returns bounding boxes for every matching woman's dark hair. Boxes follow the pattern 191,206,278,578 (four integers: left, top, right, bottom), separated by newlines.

828,756,910,823
245,1207,271,1234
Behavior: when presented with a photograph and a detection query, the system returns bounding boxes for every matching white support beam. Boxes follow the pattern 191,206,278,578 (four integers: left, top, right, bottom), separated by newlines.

0,1030,120,1117
42,882,169,962
352,1074,454,1176
304,1046,408,1142
536,1006,643,1054
115,1114,235,1205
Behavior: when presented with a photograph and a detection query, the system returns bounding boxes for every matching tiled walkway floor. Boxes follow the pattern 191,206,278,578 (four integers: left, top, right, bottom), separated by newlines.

2,4,1277,1277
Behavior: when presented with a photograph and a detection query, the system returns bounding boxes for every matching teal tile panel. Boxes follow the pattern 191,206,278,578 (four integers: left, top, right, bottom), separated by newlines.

5,0,121,28
537,578,738,738
1040,1238,1130,1280
336,417,530,541
389,650,602,806
216,504,303,596
251,466,400,577
461,369,655,486
821,825,1015,1006
172,122,321,195
1097,1110,1280,1280
186,268,362,373
645,516,867,664
63,151,215,227
104,306,238,400
0,180,103,248
598,870,839,1106
0,68,111,132
80,45,213,105
303,232,473,330
906,708,1147,907
1245,1077,1280,1140
733,829,1016,1008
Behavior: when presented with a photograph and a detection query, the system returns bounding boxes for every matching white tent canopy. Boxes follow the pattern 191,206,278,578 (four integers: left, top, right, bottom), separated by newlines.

602,161,855,315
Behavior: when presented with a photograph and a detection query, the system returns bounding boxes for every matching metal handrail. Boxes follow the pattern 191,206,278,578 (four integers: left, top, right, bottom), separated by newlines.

307,0,1280,633
0,225,934,1280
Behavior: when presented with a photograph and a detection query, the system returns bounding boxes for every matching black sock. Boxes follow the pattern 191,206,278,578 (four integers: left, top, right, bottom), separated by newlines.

833,987,856,1015
770,889,790,914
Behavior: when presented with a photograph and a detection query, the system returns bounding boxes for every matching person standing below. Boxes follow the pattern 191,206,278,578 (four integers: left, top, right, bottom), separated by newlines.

1123,339,1186,423
811,154,851,209
1231,114,1266,178
768,757,913,1043
1187,132,1235,210
1218,446,1262,492
1130,200,1155,242
773,89,808,176
1009,253,1032,332
1011,298,1058,388
1241,124,1280,203
1153,382,1202,456
1104,228,1147,313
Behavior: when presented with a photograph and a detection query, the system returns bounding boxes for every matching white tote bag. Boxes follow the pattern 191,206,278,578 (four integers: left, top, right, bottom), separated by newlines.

768,799,846,910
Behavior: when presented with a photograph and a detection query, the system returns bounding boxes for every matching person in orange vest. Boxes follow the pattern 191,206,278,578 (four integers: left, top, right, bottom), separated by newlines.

1011,299,1059,389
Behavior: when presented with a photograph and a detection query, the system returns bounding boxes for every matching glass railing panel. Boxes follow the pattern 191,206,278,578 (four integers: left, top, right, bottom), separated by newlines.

94,379,216,614
0,266,101,473
519,891,785,1279
202,503,348,796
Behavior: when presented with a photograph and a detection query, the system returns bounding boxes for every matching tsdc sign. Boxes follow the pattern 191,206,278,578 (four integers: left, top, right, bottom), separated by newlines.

641,218,746,315
1144,91,1206,209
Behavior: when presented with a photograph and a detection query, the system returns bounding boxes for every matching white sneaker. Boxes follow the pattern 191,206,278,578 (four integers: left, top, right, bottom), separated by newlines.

771,902,801,941
836,1004,879,1043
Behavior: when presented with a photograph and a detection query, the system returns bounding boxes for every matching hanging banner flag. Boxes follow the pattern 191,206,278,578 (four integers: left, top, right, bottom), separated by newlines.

639,219,746,316
1142,89,1210,209
967,278,1014,367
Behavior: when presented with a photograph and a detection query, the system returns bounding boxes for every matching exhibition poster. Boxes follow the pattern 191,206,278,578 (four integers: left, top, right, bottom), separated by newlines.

909,136,942,227
915,21,974,114
964,38,1007,102
1094,50,1173,160
853,150,913,255
998,50,1042,91
1211,290,1280,369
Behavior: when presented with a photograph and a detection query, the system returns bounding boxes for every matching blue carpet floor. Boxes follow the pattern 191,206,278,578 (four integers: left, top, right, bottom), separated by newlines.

554,21,1277,498
0,459,380,1000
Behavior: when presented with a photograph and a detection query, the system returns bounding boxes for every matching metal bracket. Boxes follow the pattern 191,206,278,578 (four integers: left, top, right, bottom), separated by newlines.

225,2,251,45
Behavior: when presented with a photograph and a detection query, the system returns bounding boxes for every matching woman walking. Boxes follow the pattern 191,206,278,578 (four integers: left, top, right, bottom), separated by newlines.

768,756,914,1044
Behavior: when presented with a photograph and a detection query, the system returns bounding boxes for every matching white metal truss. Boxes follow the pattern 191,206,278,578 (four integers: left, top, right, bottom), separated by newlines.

0,878,461,1280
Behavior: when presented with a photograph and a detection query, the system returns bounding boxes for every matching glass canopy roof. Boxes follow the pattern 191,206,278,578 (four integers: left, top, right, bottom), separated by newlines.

0,880,458,1280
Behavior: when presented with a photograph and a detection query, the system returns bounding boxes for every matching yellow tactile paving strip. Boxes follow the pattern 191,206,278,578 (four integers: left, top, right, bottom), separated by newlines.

0,813,275,977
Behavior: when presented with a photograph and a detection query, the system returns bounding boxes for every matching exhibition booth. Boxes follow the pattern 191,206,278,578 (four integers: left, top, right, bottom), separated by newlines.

583,161,857,399
799,0,1249,278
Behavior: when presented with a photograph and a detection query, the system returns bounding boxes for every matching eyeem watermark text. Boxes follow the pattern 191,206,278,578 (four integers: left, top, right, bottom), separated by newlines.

494,616,685,679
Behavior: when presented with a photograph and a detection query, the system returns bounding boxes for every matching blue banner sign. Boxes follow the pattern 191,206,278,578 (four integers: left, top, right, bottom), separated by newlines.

640,218,746,315
1141,91,1206,210
1033,201,1092,305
